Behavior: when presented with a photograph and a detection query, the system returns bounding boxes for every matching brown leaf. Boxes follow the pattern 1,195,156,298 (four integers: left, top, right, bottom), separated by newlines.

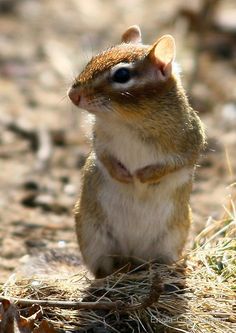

22,305,43,322
33,320,57,333
0,299,44,333
0,299,33,333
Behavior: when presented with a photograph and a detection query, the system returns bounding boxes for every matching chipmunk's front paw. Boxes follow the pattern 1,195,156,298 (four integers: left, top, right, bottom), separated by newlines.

112,160,133,183
135,165,162,184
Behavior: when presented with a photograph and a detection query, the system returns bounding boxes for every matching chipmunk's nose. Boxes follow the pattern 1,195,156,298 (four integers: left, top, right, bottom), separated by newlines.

68,87,81,106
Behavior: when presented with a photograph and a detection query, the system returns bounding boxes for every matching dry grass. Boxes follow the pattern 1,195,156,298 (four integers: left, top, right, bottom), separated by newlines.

1,201,235,333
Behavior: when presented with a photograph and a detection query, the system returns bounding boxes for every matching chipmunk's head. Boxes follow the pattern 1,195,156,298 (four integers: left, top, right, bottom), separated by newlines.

68,25,177,122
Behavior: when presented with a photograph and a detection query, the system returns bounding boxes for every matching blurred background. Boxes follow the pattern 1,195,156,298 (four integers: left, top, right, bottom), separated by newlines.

0,0,235,282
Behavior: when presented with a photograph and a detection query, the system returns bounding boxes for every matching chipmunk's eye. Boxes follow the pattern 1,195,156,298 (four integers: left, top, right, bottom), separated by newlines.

112,67,131,84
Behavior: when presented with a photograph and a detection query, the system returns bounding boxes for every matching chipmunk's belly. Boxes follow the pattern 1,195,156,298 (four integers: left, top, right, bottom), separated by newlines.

98,168,191,260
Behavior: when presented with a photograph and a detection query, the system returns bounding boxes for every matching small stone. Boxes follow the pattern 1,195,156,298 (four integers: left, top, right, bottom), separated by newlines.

222,103,236,125
64,183,76,196
58,240,66,248
23,180,39,191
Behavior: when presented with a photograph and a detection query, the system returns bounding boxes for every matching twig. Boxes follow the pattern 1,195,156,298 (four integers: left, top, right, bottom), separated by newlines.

123,273,163,311
0,278,162,312
0,296,125,311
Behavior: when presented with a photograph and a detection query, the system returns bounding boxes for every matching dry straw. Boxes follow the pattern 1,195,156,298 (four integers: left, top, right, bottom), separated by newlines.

1,200,235,332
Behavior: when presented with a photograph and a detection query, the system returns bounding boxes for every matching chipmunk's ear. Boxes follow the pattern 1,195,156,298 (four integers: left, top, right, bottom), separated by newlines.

148,35,175,78
121,25,142,44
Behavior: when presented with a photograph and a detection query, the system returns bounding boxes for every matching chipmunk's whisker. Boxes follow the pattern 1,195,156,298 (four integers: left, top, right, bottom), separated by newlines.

125,91,134,97
59,95,68,103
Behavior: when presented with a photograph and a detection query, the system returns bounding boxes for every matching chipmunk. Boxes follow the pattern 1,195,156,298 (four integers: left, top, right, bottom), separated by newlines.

68,25,205,278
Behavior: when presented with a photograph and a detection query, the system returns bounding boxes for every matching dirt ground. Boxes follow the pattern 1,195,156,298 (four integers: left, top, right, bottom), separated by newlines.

0,0,236,283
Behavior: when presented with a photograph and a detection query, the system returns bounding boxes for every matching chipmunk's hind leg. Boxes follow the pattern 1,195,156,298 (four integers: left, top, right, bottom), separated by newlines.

76,220,115,278
89,252,146,278
93,256,114,278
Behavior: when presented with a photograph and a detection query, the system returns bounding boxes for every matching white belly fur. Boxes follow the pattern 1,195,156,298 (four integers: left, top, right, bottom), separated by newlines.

98,167,192,260
95,119,192,261
95,119,163,173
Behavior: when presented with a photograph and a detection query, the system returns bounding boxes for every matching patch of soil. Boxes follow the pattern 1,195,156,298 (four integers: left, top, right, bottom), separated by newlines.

0,0,235,282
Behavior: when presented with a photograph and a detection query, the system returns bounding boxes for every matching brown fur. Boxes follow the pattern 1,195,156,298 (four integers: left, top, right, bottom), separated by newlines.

70,29,206,278
76,44,148,85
